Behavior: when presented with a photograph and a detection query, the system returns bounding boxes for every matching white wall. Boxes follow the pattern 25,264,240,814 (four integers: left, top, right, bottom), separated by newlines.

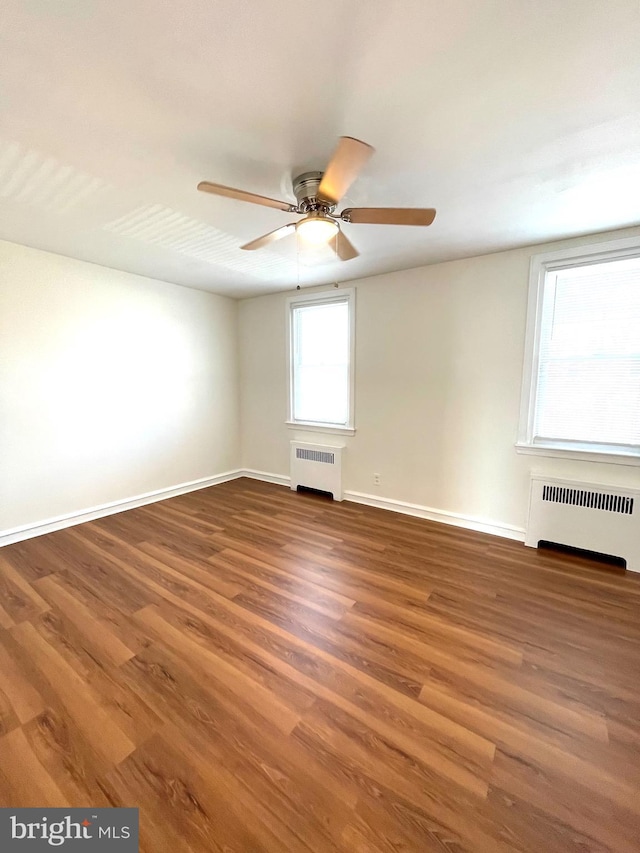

0,241,240,535
3,225,639,543
239,226,640,535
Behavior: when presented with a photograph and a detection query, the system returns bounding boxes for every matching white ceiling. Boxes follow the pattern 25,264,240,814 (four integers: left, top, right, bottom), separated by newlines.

2,1,640,298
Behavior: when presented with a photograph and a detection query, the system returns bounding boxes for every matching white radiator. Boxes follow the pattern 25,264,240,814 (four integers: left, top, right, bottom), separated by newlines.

525,475,640,573
290,442,344,501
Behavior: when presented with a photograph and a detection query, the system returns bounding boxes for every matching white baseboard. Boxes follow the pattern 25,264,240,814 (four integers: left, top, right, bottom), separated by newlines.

0,470,243,547
240,469,525,542
241,468,291,487
1,468,525,548
343,489,525,541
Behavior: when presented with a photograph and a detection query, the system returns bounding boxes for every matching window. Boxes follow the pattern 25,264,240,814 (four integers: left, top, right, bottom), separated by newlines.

286,288,355,433
518,237,640,463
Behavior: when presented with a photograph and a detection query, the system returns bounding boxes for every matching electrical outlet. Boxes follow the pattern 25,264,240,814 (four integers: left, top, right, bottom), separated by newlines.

373,473,381,485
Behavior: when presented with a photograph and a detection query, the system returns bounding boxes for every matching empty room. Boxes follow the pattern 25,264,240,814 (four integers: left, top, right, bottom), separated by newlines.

1,1,639,851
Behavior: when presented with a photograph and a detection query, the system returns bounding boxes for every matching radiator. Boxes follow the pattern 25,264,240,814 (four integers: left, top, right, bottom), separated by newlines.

525,475,640,573
290,442,344,501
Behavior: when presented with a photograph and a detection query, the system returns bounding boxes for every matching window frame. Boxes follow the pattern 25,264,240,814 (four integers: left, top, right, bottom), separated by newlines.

516,235,640,466
285,287,356,435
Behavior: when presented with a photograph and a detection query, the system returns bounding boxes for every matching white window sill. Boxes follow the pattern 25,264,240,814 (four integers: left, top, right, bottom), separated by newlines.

515,442,640,466
286,421,355,436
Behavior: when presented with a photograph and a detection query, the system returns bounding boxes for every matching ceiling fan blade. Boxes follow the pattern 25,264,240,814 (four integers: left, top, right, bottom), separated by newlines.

198,181,294,212
240,223,296,251
342,207,436,226
317,137,374,205
331,230,359,261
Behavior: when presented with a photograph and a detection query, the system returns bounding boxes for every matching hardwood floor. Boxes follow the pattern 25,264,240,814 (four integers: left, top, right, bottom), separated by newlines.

0,477,639,851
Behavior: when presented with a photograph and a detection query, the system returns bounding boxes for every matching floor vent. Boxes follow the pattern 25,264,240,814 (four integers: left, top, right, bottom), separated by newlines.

538,541,627,568
526,476,639,573
542,484,634,515
290,442,344,501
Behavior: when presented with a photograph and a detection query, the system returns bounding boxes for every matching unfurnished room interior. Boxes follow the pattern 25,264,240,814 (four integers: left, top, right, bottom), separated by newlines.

1,2,640,851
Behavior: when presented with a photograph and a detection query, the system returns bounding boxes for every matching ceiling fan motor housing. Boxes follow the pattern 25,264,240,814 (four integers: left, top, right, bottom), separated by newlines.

292,171,336,213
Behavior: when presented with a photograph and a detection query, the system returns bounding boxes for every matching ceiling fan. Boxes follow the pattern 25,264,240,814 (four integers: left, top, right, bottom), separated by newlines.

197,137,436,261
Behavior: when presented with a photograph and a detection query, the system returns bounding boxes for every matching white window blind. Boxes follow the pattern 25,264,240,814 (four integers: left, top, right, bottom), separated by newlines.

534,256,640,451
291,297,350,426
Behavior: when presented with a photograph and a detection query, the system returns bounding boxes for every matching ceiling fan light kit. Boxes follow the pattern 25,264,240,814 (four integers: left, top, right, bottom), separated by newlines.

198,136,436,262
296,213,339,245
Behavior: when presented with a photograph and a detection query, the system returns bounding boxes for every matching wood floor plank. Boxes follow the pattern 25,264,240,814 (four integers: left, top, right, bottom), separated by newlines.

212,534,433,611
0,537,58,583
137,541,246,600
0,688,19,736
0,601,14,630
294,702,511,853
0,727,68,806
0,554,50,623
209,549,356,617
86,534,496,792
10,621,136,766
161,717,355,852
93,540,494,796
144,600,319,717
1,477,639,851
488,748,640,853
35,527,159,614
0,638,45,725
34,574,136,668
20,707,121,807
134,604,303,736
